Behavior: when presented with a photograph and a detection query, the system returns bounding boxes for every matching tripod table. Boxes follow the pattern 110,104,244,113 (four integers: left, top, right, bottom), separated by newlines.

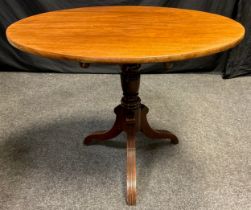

7,6,245,205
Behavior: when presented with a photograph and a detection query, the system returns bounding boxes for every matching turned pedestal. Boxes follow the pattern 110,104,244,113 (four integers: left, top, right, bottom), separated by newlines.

84,64,178,205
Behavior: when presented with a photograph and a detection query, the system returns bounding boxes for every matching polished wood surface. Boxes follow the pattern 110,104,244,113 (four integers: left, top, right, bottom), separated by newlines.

7,6,244,64
84,64,178,205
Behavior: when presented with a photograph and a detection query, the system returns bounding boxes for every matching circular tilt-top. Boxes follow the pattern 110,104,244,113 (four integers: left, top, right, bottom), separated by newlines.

7,6,244,64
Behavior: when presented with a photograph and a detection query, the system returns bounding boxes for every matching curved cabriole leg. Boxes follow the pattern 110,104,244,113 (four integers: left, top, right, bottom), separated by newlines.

126,122,137,205
84,106,124,145
140,104,179,144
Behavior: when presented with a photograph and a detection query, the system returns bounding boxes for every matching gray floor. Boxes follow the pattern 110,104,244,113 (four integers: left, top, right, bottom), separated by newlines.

0,72,250,210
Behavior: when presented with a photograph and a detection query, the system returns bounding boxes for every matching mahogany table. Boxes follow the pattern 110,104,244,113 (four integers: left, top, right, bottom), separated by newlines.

7,6,244,205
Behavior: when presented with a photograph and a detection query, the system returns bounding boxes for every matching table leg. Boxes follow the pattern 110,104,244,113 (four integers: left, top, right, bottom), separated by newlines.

125,115,138,205
140,105,179,144
84,106,124,145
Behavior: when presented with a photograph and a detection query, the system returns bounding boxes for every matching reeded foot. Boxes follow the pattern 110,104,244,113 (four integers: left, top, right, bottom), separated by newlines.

84,106,124,145
126,126,137,205
140,105,179,144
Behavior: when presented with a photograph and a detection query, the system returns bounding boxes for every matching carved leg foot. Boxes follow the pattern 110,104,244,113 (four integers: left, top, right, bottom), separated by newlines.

84,106,124,145
140,105,179,144
126,123,137,205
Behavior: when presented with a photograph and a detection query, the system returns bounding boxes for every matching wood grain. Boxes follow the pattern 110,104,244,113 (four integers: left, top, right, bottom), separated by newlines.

6,6,245,64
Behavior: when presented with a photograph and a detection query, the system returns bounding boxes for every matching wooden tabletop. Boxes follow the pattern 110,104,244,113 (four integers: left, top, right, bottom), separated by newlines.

7,6,245,64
